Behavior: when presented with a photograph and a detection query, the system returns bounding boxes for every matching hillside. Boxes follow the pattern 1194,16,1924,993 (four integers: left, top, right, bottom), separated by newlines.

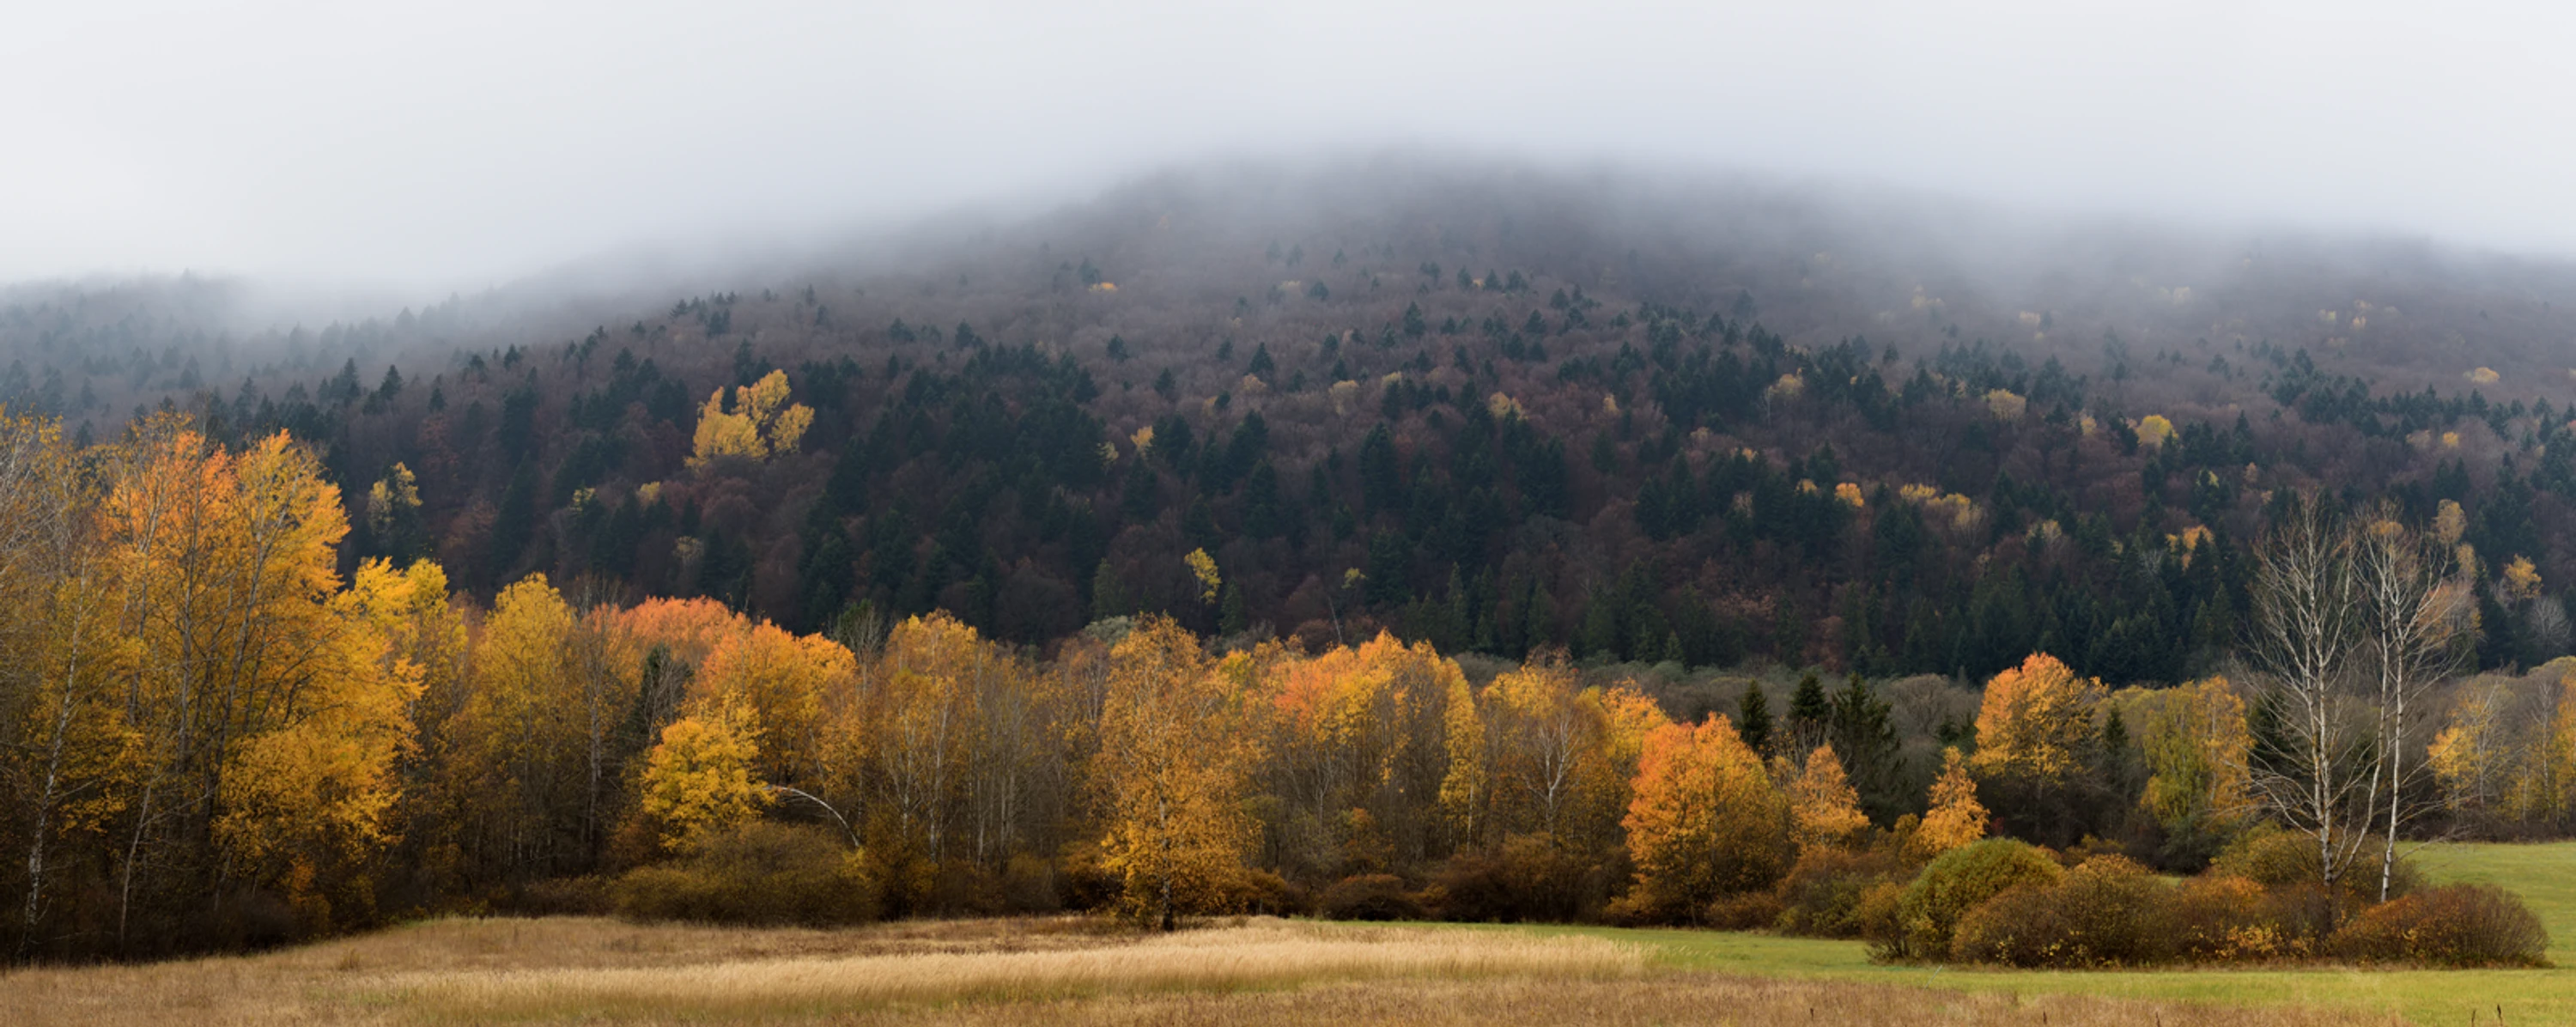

9,161,2576,684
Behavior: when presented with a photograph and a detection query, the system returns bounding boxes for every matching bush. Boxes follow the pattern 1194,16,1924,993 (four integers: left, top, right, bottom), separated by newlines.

1775,848,1905,938
1001,853,1061,913
2330,884,2550,968
1949,856,2175,967
2213,826,2420,902
1853,879,1908,946
2171,873,2308,962
1706,890,1788,931
1425,836,1595,923
1874,838,2061,961
611,822,878,926
1220,867,1309,917
1319,874,1425,921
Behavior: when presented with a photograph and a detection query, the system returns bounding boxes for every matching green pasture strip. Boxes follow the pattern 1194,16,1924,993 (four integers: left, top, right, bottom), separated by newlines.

1459,842,2576,1024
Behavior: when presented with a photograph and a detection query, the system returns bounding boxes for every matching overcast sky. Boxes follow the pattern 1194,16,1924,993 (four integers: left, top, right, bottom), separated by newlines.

7,1,2572,292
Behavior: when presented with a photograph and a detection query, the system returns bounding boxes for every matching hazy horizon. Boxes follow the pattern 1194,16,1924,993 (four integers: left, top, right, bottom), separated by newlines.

9,1,2575,297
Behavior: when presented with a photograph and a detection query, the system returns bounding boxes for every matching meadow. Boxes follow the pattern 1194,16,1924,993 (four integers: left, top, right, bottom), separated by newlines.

1488,842,2576,1024
0,842,2563,1026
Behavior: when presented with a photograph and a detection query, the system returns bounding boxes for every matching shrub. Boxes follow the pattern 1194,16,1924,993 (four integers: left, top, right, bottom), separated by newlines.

1221,867,1309,917
1949,855,2174,967
1853,879,1909,947
1425,836,1595,923
1706,890,1788,931
611,822,878,926
2171,874,2307,962
1319,874,1425,921
2330,884,2550,968
1874,838,2061,961
1001,853,1062,914
1776,848,1905,938
2213,826,2419,902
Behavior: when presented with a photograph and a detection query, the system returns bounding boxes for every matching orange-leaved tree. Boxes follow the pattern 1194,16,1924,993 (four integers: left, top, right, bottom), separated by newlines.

1787,744,1870,855
1619,714,1788,922
695,621,854,788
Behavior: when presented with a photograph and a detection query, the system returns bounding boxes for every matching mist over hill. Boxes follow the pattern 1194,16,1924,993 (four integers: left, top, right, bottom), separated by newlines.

9,159,2576,681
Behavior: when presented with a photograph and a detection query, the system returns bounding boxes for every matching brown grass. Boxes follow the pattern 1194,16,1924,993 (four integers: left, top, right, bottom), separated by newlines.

0,915,2372,1026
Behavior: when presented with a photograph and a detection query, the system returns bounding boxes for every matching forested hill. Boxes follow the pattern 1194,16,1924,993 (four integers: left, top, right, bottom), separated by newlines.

11,161,2576,684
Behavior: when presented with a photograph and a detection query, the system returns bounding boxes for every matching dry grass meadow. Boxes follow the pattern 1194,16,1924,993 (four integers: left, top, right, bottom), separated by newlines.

0,914,2372,1027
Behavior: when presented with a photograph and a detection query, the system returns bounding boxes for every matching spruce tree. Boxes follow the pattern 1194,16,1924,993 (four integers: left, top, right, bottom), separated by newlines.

1738,682,1773,756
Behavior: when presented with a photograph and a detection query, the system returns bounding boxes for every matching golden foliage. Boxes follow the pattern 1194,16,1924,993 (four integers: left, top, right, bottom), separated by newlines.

2434,500,2468,544
695,622,854,785
1911,747,1988,860
1186,548,1221,604
639,697,770,852
2130,678,2252,835
1097,617,1255,927
1983,389,2026,422
215,559,439,876
2505,556,2544,603
1970,653,2105,785
1621,714,1787,919
364,462,419,537
1454,659,1645,849
688,369,816,469
1787,745,1869,854
2135,414,2174,448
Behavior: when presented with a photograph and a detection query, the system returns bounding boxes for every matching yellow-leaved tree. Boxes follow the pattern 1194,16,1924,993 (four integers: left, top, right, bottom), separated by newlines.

446,574,590,881
1787,744,1869,854
695,622,854,787
1969,653,2105,786
1258,632,1467,878
1096,616,1254,929
213,557,438,922
100,422,373,936
0,410,143,948
1910,746,1988,860
2131,677,2253,848
1619,714,1787,922
638,696,770,852
688,368,814,469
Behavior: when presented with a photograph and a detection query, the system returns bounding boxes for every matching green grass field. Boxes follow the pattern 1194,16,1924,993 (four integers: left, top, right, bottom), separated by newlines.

1482,842,2576,1024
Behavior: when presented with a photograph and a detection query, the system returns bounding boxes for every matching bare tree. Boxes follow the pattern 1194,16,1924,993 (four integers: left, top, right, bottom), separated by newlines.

2244,495,2377,896
2350,508,2473,901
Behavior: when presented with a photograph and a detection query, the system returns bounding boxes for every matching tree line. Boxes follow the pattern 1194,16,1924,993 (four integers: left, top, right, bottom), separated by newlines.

5,409,2564,960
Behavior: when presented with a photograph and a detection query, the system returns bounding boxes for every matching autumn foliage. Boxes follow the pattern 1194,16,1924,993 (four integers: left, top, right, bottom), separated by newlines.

0,409,2553,965
1616,715,1789,923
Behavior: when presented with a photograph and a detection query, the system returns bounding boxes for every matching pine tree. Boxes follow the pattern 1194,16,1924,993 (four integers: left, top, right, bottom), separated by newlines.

1737,683,1773,756
1788,672,1830,752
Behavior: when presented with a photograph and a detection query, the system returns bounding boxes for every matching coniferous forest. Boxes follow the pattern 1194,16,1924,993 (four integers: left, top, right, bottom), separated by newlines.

2,164,2573,964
